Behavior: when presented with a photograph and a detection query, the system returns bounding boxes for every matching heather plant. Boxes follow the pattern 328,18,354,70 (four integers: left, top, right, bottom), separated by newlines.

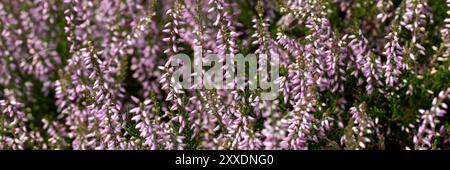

0,0,449,150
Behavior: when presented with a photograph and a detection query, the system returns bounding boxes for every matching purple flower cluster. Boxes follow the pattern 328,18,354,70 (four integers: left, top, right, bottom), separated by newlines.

414,88,450,149
342,102,377,150
1,0,450,150
401,0,432,68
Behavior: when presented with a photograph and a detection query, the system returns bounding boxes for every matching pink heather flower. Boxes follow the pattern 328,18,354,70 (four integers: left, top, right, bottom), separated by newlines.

0,99,29,149
383,28,405,87
440,0,450,59
401,0,432,67
130,96,186,150
342,102,376,150
414,88,450,149
160,0,187,112
348,30,383,94
376,0,394,22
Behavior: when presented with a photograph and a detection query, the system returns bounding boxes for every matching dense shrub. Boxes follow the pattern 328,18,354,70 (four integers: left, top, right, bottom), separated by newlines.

0,0,449,150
